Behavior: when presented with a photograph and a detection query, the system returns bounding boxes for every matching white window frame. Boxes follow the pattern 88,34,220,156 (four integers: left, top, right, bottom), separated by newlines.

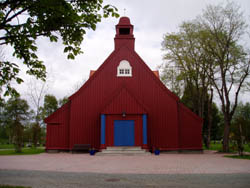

117,60,132,77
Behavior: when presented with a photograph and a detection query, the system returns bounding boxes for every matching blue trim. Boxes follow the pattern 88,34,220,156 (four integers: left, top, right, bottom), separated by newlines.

101,114,106,145
143,114,147,144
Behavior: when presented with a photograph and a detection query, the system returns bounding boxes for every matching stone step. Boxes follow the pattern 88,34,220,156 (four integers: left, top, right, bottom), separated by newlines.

96,146,151,156
106,146,142,151
95,152,151,156
101,150,147,154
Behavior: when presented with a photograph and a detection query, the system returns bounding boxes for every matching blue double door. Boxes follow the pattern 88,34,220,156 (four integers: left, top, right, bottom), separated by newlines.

114,120,135,146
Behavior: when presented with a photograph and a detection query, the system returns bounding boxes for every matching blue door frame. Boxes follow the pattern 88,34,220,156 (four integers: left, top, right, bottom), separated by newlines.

114,120,135,146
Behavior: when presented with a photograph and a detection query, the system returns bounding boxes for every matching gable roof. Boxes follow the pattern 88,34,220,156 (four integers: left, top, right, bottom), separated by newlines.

102,86,147,114
44,101,70,123
89,70,160,78
69,44,179,102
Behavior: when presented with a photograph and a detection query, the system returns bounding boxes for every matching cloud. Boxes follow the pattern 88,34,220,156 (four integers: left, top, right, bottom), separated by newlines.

8,0,250,107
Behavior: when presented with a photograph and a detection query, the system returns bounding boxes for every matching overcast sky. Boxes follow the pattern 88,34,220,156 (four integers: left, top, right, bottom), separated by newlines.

9,0,250,107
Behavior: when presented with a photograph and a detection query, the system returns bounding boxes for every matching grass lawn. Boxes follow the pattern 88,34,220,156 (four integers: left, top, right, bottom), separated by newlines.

224,155,250,160
203,142,250,152
0,185,31,188
0,144,15,149
0,147,45,155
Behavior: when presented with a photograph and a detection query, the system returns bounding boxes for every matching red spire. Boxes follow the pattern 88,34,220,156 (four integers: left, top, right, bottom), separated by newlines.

114,17,135,50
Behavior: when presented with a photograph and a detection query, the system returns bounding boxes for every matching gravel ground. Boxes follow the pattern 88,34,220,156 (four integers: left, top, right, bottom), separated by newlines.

0,169,250,188
0,151,250,174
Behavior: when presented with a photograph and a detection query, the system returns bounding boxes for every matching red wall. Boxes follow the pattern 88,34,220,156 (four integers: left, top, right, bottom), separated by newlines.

67,47,181,150
45,17,203,151
46,46,203,151
46,102,70,149
179,103,203,150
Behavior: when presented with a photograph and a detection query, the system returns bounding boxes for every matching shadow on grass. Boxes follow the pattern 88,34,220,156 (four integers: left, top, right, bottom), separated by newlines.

224,155,250,160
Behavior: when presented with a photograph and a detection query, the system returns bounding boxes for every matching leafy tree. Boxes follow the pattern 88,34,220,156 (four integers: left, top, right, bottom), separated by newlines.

59,96,68,107
31,122,41,148
158,64,183,97
231,116,246,156
161,1,250,152
0,98,8,142
232,102,250,143
0,0,119,96
161,21,213,118
161,20,214,148
197,2,250,152
43,94,58,118
210,104,224,141
180,84,222,148
4,96,30,152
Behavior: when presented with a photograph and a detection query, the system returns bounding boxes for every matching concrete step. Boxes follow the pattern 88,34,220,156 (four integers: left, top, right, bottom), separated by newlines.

101,150,147,154
96,152,151,156
96,146,151,156
106,146,142,151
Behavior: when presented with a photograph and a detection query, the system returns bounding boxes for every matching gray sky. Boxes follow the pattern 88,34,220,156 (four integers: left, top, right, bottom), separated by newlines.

9,0,250,106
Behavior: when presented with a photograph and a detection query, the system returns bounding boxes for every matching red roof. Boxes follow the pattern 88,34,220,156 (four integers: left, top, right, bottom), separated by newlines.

89,70,159,78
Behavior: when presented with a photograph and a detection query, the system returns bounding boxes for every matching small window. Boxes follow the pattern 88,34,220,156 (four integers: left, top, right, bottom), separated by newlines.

117,60,132,77
119,28,130,35
119,69,124,74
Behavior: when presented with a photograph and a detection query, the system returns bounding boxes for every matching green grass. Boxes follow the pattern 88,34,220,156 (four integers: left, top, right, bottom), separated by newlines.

0,185,31,188
224,155,250,160
0,144,15,149
0,147,45,155
204,143,222,151
203,142,250,152
244,144,250,152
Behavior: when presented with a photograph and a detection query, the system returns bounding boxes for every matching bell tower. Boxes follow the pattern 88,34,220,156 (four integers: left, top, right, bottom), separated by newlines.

114,17,135,51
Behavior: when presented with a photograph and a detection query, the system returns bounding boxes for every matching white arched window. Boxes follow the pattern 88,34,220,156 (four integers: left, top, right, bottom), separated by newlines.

117,60,132,77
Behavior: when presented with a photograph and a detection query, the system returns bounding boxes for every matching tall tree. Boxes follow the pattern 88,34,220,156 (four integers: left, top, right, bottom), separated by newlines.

161,22,213,118
232,102,250,143
161,2,250,152
0,0,119,96
27,78,49,147
4,96,30,152
197,2,250,152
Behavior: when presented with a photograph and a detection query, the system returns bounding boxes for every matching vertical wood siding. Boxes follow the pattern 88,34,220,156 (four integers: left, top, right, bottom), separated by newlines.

46,102,70,150
46,17,203,151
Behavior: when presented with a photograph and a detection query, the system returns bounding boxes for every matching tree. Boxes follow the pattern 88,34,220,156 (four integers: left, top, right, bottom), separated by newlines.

161,1,250,152
161,21,214,148
0,0,119,96
161,21,214,118
4,96,30,152
0,98,8,143
42,94,58,118
59,96,68,107
232,102,250,143
26,78,49,147
158,64,183,97
197,2,250,152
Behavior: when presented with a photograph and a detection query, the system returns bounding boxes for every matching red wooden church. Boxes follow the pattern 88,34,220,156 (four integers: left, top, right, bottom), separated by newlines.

45,17,202,152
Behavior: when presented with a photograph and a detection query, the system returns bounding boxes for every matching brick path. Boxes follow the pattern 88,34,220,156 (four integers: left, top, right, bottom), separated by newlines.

0,151,250,174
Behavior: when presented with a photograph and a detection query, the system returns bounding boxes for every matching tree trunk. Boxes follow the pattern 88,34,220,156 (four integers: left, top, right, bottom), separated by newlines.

223,118,230,152
206,89,213,149
238,123,244,156
14,119,23,153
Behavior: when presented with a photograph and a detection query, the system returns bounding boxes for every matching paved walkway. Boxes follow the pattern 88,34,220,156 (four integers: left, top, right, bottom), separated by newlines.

0,151,250,174
1,170,250,188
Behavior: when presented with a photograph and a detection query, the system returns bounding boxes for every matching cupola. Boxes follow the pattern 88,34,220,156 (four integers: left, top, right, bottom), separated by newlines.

114,17,135,50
